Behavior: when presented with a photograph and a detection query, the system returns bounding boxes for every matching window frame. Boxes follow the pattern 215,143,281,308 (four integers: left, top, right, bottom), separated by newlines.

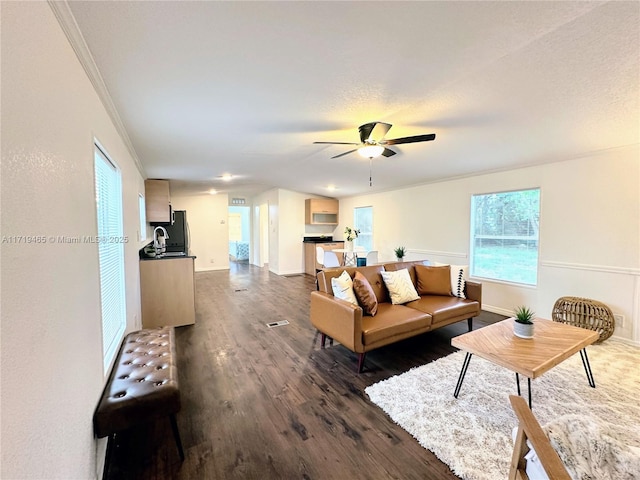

139,193,147,242
94,141,127,373
353,206,373,251
469,188,540,286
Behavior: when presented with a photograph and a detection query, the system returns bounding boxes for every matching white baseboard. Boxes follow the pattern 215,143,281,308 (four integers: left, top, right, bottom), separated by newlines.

481,304,512,317
195,266,229,272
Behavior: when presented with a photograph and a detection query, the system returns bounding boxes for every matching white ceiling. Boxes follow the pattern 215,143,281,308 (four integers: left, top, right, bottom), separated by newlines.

67,1,639,199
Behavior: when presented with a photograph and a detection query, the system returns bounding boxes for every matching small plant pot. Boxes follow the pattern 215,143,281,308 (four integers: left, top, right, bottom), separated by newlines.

396,256,404,262
513,320,534,339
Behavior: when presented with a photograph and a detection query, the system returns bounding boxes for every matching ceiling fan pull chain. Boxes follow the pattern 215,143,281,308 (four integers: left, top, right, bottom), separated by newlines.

369,157,373,187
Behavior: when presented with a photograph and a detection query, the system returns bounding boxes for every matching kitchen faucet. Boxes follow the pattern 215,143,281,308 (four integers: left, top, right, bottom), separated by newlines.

153,226,169,255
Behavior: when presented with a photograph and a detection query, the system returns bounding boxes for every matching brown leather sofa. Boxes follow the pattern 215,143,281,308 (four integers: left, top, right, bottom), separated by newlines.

311,260,482,372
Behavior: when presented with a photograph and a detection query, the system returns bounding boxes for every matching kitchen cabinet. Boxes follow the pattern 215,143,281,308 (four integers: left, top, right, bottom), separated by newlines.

145,179,171,224
140,257,195,327
304,241,344,275
305,198,339,225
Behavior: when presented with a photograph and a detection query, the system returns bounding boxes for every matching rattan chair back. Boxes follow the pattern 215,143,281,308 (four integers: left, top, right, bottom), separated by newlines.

551,296,615,343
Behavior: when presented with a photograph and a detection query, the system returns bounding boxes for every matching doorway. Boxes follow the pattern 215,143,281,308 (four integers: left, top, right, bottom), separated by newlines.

228,206,250,265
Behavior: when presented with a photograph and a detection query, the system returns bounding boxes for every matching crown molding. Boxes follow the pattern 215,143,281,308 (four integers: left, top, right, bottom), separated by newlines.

48,1,146,177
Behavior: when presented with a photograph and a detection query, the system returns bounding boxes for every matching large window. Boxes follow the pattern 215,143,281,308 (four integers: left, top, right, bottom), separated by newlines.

94,144,126,372
354,206,373,251
470,188,540,285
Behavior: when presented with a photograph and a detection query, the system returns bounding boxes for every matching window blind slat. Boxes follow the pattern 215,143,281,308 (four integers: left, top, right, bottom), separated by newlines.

94,146,126,372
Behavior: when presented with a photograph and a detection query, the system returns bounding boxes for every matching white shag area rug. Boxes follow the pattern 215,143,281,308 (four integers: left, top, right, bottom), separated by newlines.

365,340,640,480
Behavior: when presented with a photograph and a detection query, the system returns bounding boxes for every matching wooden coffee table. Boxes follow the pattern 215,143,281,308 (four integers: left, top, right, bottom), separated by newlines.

451,317,599,408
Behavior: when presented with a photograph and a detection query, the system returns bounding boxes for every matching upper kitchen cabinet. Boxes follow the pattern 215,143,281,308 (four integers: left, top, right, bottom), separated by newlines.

305,198,339,225
145,179,171,224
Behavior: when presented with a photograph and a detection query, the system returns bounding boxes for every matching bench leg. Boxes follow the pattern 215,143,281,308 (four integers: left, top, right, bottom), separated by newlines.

103,434,115,480
169,414,185,461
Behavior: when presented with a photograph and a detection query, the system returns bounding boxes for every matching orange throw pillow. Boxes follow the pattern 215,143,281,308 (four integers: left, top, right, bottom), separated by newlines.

415,265,452,296
353,271,378,316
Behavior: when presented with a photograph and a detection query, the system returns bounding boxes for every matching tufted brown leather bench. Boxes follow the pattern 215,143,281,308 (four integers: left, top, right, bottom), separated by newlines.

93,327,184,478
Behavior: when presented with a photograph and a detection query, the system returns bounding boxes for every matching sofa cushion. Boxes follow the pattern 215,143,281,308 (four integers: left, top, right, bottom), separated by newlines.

362,303,432,346
415,265,452,296
405,296,479,324
381,268,420,305
318,265,390,303
382,260,430,287
353,271,378,316
331,270,358,305
434,262,469,299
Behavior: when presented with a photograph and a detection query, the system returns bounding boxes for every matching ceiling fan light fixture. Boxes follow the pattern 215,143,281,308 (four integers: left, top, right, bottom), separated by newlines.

357,144,384,159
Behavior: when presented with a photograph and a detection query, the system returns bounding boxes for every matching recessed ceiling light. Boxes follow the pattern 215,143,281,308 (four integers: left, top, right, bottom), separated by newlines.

327,185,336,191
221,174,233,181
209,189,217,195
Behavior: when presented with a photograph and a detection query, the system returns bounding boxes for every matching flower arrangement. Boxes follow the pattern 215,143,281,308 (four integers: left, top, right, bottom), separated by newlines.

344,227,360,242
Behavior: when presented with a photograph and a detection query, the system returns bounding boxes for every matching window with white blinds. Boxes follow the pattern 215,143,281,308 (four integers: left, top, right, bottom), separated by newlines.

94,144,126,372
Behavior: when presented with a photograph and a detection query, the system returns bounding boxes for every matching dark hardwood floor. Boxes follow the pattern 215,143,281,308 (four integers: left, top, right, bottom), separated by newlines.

107,263,505,479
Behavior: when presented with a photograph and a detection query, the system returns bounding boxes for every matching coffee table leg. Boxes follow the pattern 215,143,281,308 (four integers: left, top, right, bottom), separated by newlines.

454,352,472,398
515,373,532,409
580,348,596,388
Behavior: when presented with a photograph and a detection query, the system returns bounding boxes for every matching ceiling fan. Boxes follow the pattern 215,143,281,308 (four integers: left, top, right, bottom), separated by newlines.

313,122,436,159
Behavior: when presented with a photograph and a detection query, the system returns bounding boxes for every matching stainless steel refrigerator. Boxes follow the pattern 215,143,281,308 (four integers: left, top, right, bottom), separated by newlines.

164,210,190,254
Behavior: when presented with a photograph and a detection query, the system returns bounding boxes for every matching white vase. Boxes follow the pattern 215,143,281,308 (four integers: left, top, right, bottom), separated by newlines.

513,319,534,339
346,241,353,252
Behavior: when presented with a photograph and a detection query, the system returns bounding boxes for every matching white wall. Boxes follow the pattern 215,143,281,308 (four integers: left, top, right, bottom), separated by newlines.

171,194,230,272
338,145,640,343
252,189,278,270
251,189,311,275
276,189,310,275
1,2,146,478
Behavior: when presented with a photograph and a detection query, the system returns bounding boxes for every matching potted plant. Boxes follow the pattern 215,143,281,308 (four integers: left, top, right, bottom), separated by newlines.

513,305,535,339
394,246,406,261
344,227,360,251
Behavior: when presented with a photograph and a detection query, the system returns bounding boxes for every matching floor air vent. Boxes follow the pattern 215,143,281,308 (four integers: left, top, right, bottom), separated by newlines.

266,320,290,328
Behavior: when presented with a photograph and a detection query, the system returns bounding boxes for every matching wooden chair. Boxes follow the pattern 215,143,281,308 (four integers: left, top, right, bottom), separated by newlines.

509,395,571,480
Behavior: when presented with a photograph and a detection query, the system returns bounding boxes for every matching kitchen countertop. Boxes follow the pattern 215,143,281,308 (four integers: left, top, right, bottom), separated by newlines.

302,237,340,243
140,255,197,261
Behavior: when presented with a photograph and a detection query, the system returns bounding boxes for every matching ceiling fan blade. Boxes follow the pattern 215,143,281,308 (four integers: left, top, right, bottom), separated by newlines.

313,141,359,145
381,148,396,157
359,122,392,143
331,149,358,159
382,133,436,145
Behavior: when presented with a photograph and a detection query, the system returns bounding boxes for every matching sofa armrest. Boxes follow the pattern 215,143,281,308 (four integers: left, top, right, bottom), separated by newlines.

310,291,364,353
465,280,482,309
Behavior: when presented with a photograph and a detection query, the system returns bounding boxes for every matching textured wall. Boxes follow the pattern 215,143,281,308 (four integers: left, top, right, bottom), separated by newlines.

1,2,145,477
171,194,230,272
338,146,640,343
